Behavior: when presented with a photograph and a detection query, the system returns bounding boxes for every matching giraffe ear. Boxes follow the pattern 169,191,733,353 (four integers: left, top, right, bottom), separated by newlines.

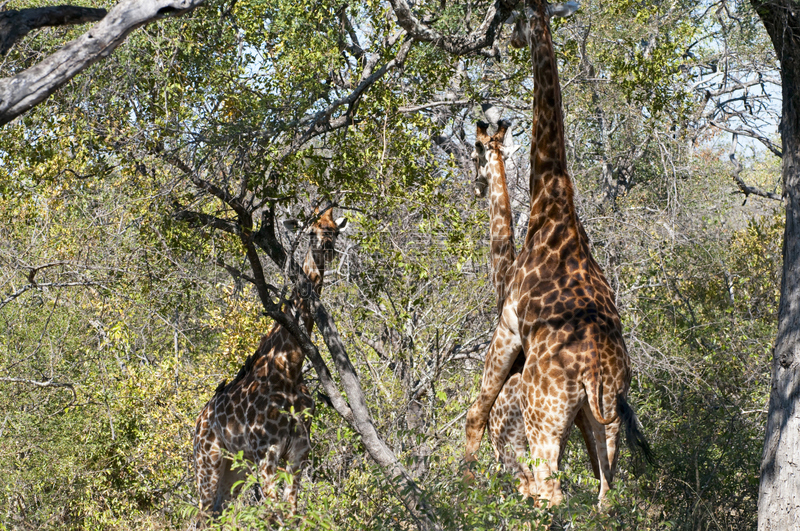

474,140,486,157
335,217,349,232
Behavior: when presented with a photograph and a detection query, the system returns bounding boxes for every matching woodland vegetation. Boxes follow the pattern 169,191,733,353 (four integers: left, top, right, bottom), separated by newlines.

0,0,792,529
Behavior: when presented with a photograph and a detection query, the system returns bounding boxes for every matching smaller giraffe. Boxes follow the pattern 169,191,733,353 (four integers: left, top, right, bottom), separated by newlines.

472,120,532,492
193,207,348,516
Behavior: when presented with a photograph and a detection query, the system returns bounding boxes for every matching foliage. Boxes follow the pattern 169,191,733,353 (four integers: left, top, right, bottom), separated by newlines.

0,0,784,530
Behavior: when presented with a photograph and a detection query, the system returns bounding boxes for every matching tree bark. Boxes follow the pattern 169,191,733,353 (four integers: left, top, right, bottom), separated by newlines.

750,1,800,529
0,5,107,56
0,0,205,126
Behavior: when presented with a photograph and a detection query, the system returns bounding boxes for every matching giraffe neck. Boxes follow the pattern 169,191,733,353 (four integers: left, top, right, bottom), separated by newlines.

524,0,581,251
296,248,325,335
486,151,516,312
256,248,325,385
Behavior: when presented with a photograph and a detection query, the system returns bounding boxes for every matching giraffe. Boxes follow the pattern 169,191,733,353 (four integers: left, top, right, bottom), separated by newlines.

464,0,651,506
194,206,348,516
473,118,600,497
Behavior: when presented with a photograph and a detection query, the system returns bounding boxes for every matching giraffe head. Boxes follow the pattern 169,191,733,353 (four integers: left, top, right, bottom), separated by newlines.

284,206,348,264
509,1,580,48
472,119,518,197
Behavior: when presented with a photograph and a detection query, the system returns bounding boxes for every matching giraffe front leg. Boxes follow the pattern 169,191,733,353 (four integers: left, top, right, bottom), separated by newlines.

258,447,280,503
282,421,311,514
465,322,522,473
489,373,534,496
194,419,223,517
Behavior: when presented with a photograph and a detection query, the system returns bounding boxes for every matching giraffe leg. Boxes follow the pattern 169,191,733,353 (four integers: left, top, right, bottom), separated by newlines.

194,417,224,516
574,406,601,480
258,447,280,503
588,411,621,506
465,320,522,468
522,364,580,507
213,459,247,511
489,373,535,496
282,423,311,514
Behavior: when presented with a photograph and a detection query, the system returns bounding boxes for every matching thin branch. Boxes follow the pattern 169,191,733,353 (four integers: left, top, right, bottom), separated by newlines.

728,133,783,202
279,38,415,159
0,281,106,309
0,376,77,406
710,120,783,158
175,210,240,237
398,99,470,113
388,0,517,56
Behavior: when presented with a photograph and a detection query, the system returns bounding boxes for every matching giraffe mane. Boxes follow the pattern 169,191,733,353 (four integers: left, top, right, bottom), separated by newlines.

214,349,260,396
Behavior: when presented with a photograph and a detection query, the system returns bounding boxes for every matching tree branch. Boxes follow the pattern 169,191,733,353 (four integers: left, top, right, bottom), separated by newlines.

279,38,415,159
307,296,440,530
0,0,206,126
710,120,783,159
0,281,107,309
728,133,783,203
0,5,107,56
388,0,517,55
0,376,77,405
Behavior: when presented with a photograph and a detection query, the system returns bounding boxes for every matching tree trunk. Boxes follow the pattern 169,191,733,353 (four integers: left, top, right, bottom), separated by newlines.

751,2,800,529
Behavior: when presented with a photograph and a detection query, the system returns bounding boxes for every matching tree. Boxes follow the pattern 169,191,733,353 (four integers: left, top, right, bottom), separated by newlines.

0,0,787,529
749,1,800,529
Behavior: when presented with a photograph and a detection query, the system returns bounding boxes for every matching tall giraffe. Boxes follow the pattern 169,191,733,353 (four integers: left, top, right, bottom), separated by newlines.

194,207,348,515
473,119,601,496
464,0,651,506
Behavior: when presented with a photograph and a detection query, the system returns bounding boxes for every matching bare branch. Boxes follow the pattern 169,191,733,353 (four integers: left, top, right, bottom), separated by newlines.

280,38,415,159
0,281,107,309
0,0,206,126
0,5,107,55
728,133,783,203
398,99,470,113
173,209,241,235
710,120,783,159
0,376,77,406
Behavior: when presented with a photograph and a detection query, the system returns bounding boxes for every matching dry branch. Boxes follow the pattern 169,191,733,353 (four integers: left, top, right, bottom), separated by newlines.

0,0,206,126
0,5,107,55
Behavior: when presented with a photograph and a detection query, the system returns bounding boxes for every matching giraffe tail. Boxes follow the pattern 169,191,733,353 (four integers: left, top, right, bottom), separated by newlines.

584,374,617,425
617,395,656,466
583,329,618,425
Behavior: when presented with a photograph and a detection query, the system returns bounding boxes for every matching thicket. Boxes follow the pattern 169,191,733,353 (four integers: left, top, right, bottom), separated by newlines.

0,0,782,529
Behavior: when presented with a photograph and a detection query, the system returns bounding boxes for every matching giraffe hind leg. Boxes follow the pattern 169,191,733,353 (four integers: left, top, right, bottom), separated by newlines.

574,407,601,481
213,459,248,513
281,416,311,514
583,401,622,507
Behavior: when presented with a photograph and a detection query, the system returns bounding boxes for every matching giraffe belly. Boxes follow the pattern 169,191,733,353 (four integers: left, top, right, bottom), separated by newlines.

210,386,312,463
